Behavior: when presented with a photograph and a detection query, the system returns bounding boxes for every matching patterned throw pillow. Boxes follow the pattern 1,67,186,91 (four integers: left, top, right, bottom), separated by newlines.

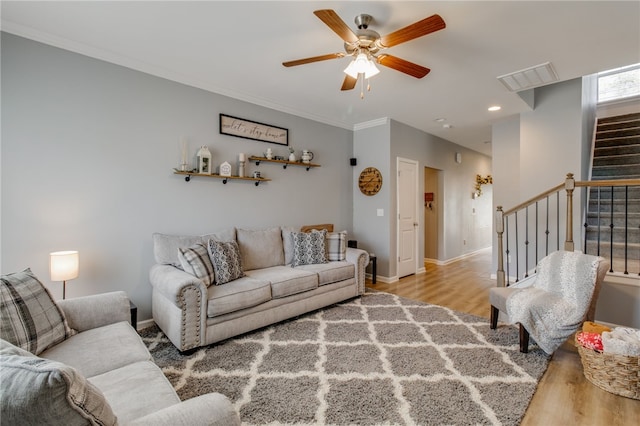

0,341,117,426
326,231,347,261
208,240,245,285
292,230,328,267
178,243,215,286
0,269,75,355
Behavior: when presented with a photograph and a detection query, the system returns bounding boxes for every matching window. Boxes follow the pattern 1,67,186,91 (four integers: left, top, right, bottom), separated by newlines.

597,63,640,103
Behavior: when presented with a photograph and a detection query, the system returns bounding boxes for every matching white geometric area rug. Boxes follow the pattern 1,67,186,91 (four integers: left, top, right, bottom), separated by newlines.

141,291,550,425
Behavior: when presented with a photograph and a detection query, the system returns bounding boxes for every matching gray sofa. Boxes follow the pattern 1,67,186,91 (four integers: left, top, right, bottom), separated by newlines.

150,226,369,351
1,290,240,425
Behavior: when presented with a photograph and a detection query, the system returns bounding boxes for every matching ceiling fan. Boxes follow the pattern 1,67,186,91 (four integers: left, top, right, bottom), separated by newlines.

283,9,446,96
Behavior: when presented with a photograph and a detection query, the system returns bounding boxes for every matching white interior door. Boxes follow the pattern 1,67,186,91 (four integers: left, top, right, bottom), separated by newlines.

397,157,418,278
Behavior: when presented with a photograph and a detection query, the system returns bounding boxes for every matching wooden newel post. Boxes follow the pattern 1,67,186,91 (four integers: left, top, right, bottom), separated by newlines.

495,206,506,287
564,173,575,251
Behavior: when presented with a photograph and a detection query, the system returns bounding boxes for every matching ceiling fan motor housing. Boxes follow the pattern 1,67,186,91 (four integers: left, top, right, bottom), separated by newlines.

345,14,381,55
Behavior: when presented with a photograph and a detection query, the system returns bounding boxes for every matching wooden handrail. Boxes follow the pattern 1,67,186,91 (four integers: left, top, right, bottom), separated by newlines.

502,178,640,217
495,173,640,287
575,178,640,187
502,183,565,217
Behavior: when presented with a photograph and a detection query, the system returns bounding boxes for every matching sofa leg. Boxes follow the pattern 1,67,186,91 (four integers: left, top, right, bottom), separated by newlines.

490,306,499,329
519,324,529,353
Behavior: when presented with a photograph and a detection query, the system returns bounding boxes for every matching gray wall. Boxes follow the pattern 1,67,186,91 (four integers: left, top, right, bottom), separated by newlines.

1,33,354,320
353,119,492,281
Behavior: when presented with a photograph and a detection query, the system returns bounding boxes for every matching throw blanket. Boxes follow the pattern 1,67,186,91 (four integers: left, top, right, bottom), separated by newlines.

507,251,601,354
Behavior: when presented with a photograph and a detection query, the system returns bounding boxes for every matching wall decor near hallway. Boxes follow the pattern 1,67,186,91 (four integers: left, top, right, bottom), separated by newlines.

219,114,288,146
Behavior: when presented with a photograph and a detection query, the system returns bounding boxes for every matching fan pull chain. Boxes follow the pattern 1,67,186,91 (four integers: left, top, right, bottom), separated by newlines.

360,74,365,99
367,78,371,92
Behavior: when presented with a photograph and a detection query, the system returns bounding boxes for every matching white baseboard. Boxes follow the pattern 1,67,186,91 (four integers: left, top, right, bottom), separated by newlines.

136,318,155,331
425,246,491,266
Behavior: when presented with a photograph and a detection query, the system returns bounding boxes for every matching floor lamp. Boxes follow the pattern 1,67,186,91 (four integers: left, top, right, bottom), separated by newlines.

50,251,79,299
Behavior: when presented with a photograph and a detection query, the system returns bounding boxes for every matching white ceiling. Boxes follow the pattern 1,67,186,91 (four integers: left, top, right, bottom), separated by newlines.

2,1,639,156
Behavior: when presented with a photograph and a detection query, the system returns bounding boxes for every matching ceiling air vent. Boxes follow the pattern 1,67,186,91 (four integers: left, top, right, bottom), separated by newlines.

497,62,558,92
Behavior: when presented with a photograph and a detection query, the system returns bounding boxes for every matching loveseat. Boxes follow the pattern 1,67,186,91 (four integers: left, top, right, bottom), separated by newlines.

150,226,369,351
0,269,240,425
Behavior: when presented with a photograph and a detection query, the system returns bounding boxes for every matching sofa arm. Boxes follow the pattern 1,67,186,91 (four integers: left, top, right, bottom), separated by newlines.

150,264,208,305
128,393,241,426
57,291,130,332
150,264,208,351
346,248,370,295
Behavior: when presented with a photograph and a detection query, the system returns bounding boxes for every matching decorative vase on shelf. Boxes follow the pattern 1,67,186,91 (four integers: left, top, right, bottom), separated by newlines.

301,150,314,164
197,146,212,174
289,152,296,162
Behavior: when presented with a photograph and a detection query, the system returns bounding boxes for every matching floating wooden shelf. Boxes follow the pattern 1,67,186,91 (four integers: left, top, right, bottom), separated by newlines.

249,156,320,171
173,169,270,186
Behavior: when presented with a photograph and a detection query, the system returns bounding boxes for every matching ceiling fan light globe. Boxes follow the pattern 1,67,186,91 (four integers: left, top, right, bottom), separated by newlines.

364,61,380,79
353,53,369,71
344,61,360,78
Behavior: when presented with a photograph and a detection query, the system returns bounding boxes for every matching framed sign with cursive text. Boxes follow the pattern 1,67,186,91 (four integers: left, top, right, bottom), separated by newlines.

219,114,288,146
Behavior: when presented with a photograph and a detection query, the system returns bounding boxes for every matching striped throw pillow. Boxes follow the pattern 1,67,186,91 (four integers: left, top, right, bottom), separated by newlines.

326,231,347,261
0,269,75,355
178,243,215,286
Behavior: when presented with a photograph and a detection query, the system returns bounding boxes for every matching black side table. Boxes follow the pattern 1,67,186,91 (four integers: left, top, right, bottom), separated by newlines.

129,301,137,330
368,254,377,284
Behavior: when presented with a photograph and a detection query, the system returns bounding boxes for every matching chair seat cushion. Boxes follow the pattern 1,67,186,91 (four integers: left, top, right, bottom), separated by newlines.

489,286,521,312
245,266,318,298
295,261,355,286
40,321,150,378
88,361,180,424
207,277,271,318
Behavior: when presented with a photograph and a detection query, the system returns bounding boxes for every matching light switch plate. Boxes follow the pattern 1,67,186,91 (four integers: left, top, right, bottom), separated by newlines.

377,209,384,217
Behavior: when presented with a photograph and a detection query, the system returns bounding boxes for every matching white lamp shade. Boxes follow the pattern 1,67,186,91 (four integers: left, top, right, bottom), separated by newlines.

50,251,79,282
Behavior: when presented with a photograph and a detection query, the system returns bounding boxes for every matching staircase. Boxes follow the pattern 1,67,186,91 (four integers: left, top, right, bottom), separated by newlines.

585,112,640,274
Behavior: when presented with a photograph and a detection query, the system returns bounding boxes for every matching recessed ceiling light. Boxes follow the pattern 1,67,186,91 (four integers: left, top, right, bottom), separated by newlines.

435,118,446,122
488,106,501,112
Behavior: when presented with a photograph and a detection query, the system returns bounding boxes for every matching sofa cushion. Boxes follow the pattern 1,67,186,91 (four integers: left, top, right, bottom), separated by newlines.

208,240,245,285
245,266,318,298
153,228,236,267
178,243,215,287
0,339,117,426
207,276,272,318
326,231,348,261
237,227,285,270
295,261,355,286
41,321,150,378
1,268,75,355
88,361,180,424
292,230,328,267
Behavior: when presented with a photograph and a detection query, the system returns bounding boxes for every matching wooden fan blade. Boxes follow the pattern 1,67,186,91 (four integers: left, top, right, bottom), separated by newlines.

377,54,431,79
283,53,345,67
314,9,358,43
341,75,357,91
379,14,445,48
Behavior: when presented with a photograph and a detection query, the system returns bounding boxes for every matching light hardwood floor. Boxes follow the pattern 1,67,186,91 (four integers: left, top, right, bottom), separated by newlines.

368,249,640,425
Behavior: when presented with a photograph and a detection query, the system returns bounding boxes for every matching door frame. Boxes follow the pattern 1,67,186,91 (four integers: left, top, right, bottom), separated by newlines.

396,157,420,277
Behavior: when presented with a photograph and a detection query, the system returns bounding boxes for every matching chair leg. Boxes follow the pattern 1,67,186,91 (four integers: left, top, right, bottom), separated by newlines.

490,306,499,329
519,324,530,353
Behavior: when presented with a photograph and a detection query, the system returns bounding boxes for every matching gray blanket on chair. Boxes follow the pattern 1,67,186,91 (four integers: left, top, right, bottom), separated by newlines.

506,251,601,354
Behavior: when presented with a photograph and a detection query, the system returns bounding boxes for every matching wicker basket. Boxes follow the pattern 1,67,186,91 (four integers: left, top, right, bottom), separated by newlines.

575,336,640,399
